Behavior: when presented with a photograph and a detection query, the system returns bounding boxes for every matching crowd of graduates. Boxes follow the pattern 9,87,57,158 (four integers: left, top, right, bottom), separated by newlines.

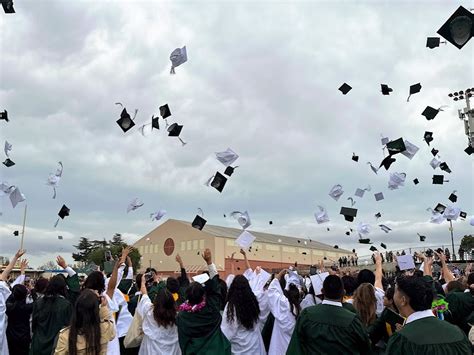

0,245,473,355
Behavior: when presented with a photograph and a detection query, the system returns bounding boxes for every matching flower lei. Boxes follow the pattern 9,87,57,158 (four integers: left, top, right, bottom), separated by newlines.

179,298,206,313
432,298,449,320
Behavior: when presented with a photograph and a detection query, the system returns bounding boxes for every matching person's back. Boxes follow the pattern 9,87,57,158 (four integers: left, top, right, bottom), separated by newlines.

6,285,33,355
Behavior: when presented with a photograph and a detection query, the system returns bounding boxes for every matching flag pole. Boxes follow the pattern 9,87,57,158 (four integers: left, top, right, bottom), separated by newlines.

20,204,27,250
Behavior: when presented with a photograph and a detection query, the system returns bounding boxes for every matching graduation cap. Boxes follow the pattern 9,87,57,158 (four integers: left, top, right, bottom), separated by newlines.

375,212,382,219
418,233,426,242
374,192,384,201
431,148,439,156
381,243,387,249
159,104,171,119
0,110,8,122
413,178,419,185
224,166,235,177
3,158,15,167
437,6,474,50
430,158,441,169
424,131,434,145
359,238,372,244
434,203,446,214
422,106,440,120
1,0,14,13
426,37,445,49
58,235,63,240
339,83,352,95
13,230,19,236
460,211,467,219
386,138,407,155
151,115,160,130
432,175,447,185
167,123,186,145
370,246,378,252
9,187,25,208
170,46,187,74
439,162,452,173
269,221,273,225
210,172,227,193
381,84,393,95
379,156,396,170
352,153,359,162
448,192,457,203
334,245,339,249
54,204,70,227
465,145,474,155
116,107,136,133
192,215,207,230
340,207,357,222
407,83,422,102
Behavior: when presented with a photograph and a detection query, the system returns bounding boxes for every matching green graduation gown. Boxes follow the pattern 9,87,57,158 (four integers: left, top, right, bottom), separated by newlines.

286,304,372,355
445,291,474,335
176,275,231,355
385,316,471,355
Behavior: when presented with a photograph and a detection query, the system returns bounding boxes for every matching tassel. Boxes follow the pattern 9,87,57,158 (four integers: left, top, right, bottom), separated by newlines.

179,137,187,146
170,66,175,75
52,187,56,199
54,218,60,228
407,94,411,102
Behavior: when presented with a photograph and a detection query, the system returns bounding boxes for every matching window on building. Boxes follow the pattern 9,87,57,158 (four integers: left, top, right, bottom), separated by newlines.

299,248,310,255
181,242,186,251
144,245,149,254
139,246,144,254
226,239,235,246
282,246,296,253
265,244,280,251
199,239,205,249
187,241,192,250
193,240,198,250
154,244,160,253
313,250,324,256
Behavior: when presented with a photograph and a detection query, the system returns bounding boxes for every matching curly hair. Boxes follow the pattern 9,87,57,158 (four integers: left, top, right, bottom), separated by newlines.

153,289,177,328
396,276,434,311
226,275,260,330
353,283,377,327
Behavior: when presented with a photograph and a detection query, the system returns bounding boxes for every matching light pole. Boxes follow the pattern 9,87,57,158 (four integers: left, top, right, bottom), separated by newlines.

449,220,456,261
448,88,474,154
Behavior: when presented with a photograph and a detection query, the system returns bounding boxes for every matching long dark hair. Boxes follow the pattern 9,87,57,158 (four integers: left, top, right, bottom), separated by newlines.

44,275,67,302
284,283,302,319
153,289,177,328
68,289,101,355
82,271,105,294
226,275,260,330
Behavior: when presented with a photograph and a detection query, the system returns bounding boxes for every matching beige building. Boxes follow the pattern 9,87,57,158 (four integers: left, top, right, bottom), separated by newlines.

133,219,353,277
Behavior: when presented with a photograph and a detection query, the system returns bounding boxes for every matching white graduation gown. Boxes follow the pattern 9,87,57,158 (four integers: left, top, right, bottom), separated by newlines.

267,279,296,355
137,294,181,355
0,281,11,355
104,293,120,355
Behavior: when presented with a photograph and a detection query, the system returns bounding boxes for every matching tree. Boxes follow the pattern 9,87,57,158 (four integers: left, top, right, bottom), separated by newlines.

460,235,474,251
110,233,126,247
87,245,141,271
72,237,93,262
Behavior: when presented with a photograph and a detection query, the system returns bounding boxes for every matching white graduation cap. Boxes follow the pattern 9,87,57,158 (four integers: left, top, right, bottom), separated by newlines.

470,217,474,226
427,208,444,224
397,255,415,271
9,187,26,208
0,182,13,197
150,210,167,221
169,46,187,74
235,230,256,249
379,224,392,233
230,211,251,229
310,272,329,296
314,206,330,224
192,273,210,285
328,184,344,201
443,206,461,221
285,269,302,289
4,141,12,157
381,134,390,146
401,140,420,160
430,158,441,169
46,162,63,199
215,148,239,167
357,222,371,236
388,172,406,190
367,162,378,175
354,185,371,198
127,198,144,213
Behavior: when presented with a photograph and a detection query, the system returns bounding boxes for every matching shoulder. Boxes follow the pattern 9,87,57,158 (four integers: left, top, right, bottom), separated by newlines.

59,326,70,334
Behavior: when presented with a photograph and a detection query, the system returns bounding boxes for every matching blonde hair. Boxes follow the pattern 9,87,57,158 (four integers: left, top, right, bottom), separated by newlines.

353,283,377,326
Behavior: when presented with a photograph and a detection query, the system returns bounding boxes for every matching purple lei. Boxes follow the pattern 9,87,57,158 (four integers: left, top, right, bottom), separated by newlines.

179,298,206,313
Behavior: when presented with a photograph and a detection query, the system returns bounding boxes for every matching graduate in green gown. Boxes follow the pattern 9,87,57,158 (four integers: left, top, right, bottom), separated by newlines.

286,275,372,355
176,249,231,355
386,275,471,355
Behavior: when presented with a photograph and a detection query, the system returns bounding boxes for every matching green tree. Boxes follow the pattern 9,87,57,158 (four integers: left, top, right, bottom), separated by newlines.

460,235,474,251
110,233,126,247
86,245,141,271
72,237,93,262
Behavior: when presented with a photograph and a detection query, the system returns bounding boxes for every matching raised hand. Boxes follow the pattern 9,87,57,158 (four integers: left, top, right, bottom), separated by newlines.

56,255,67,269
240,248,246,257
120,246,133,263
20,259,29,273
202,248,212,265
15,249,26,260
175,254,183,267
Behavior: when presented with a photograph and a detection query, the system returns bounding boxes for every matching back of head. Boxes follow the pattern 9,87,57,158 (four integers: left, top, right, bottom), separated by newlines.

153,289,177,328
342,275,358,296
185,282,205,306
45,275,67,299
322,275,344,301
285,283,302,319
34,277,49,294
446,280,464,293
396,276,434,312
353,283,377,326
12,284,28,302
166,277,180,294
218,278,228,311
226,275,260,330
83,271,105,295
357,269,375,286
68,289,101,355
467,272,474,286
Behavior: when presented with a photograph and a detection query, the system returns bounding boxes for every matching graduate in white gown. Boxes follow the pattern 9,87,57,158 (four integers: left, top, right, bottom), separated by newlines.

137,274,181,355
267,269,301,355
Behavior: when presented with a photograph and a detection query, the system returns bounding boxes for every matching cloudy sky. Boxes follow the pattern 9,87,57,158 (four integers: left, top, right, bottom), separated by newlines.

1,0,473,268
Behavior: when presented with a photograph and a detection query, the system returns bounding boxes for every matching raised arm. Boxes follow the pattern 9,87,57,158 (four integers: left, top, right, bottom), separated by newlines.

107,246,132,299
435,251,455,283
374,252,383,290
11,258,28,287
240,248,252,272
175,254,189,287
125,256,133,280
1,249,25,282
423,256,433,277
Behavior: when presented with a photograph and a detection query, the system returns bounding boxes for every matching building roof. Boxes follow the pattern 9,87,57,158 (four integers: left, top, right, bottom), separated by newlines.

171,219,352,254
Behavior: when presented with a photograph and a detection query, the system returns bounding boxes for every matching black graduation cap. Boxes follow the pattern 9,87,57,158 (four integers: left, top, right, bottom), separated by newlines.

434,203,446,213
345,231,351,236
465,145,474,155
168,123,182,137
151,115,160,130
339,83,352,95
370,246,378,252
13,230,19,236
386,138,406,155
381,84,393,95
192,215,207,230
422,106,440,120
0,110,8,122
269,221,273,225
379,156,396,170
418,233,426,242
116,108,136,133
3,158,15,167
374,192,384,201
210,172,227,193
359,238,371,244
224,166,235,177
437,6,474,50
381,243,387,249
432,175,445,185
424,131,434,145
460,211,467,219
439,162,452,173
407,83,422,102
448,192,457,203
340,207,357,222
375,212,382,219
58,235,63,240
352,249,356,253
334,245,339,249
413,178,419,185
159,104,171,119
352,153,359,162
431,148,439,156
426,37,443,49
1,0,14,13
58,205,70,219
